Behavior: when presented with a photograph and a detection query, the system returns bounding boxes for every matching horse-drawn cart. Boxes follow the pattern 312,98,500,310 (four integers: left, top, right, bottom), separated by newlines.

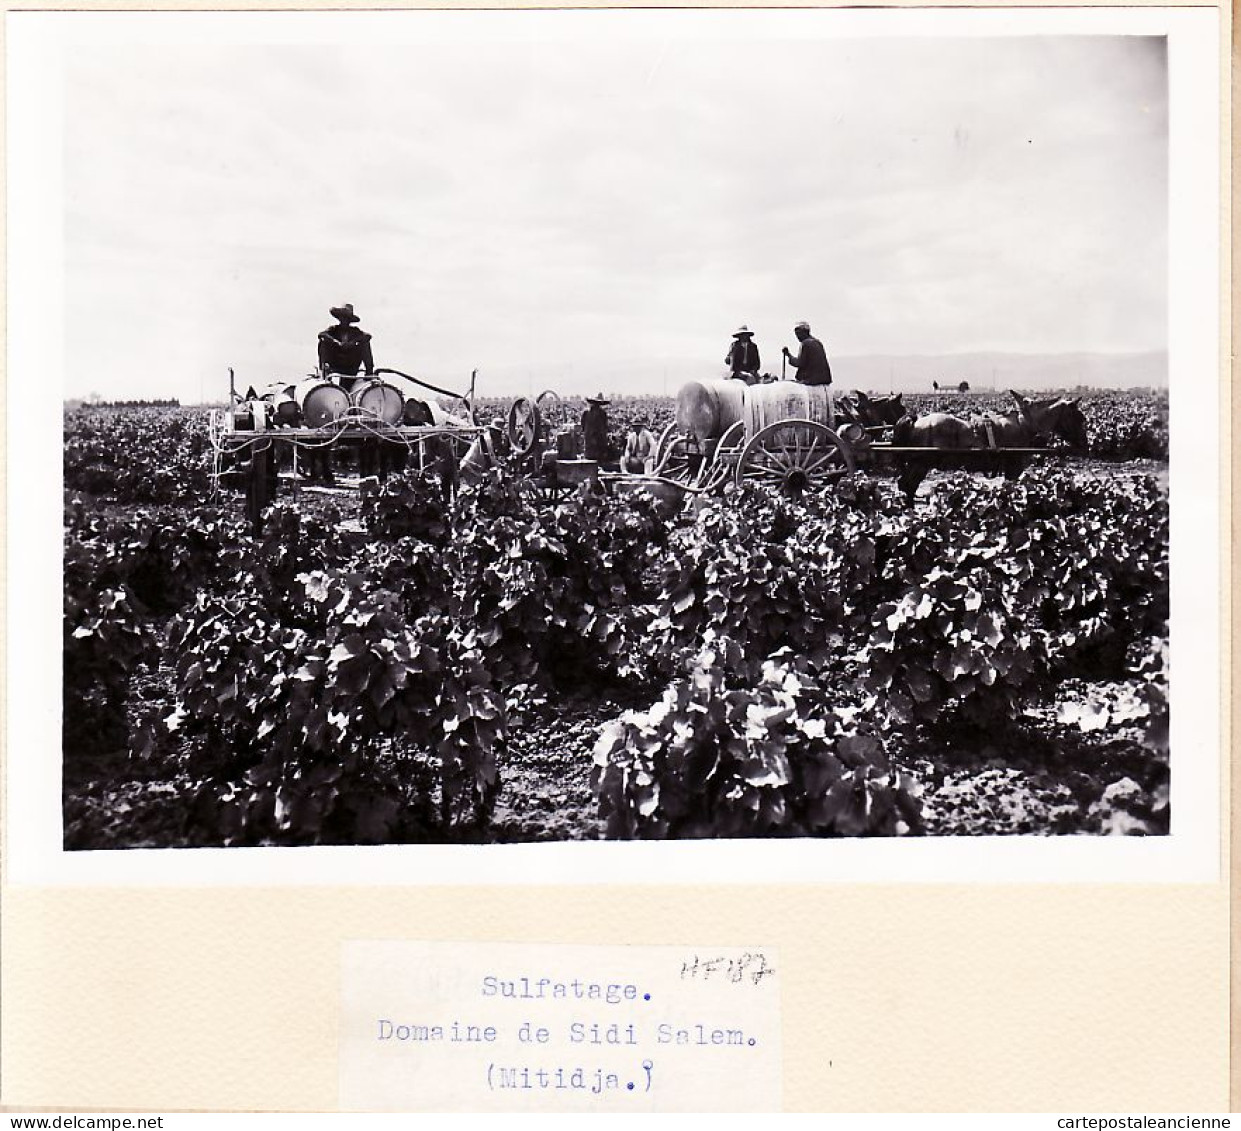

214,362,1089,530
489,375,1084,512
647,379,1087,503
650,378,868,494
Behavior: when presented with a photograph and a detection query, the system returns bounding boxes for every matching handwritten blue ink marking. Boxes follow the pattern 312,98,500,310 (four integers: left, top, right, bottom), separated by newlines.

748,1038,757,1046
643,993,650,1001
627,1082,635,1091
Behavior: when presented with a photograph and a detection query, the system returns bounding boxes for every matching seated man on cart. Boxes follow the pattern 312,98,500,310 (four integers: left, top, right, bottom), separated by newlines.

312,303,379,482
782,321,833,387
725,325,761,384
622,416,657,474
317,303,375,388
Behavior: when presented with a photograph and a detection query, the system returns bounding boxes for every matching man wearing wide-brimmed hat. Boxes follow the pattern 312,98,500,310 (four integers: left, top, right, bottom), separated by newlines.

317,303,375,389
724,325,761,382
581,393,613,464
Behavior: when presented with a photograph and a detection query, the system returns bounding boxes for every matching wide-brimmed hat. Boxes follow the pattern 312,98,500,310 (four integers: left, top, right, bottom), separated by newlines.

330,303,361,323
794,320,811,332
586,392,611,405
733,325,755,338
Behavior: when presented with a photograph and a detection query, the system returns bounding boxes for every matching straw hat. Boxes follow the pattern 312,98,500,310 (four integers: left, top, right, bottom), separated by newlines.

732,325,755,338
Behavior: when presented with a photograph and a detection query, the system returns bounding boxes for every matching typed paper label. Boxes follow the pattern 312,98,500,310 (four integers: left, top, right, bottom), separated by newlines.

339,939,781,1112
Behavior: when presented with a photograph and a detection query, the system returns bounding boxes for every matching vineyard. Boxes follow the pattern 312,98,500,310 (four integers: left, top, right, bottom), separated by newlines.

62,389,1170,847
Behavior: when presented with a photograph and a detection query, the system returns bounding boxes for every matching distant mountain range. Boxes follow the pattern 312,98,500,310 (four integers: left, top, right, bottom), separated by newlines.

829,351,1168,394
79,349,1169,405
507,349,1171,399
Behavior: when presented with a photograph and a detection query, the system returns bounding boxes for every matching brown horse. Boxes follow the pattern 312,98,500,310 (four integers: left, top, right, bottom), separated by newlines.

837,390,910,430
892,390,1087,501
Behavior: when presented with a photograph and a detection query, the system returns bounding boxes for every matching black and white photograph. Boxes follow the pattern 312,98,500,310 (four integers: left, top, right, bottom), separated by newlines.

14,8,1219,865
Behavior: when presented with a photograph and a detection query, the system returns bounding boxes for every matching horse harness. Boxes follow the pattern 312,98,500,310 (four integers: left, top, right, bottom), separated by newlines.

973,414,1005,449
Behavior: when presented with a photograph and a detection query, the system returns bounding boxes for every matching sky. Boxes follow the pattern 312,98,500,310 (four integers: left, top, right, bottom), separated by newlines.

56,14,1169,401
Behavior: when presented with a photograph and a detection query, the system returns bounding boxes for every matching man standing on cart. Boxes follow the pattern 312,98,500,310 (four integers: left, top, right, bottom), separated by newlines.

782,321,832,387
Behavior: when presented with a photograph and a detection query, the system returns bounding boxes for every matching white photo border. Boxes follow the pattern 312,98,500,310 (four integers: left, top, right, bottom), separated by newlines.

6,5,1224,885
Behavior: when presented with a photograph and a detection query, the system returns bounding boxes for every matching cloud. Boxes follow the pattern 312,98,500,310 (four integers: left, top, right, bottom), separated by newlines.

59,26,1168,399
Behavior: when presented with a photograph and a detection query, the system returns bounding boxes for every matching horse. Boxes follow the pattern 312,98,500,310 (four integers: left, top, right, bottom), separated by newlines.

836,390,910,430
891,390,1087,501
854,391,910,429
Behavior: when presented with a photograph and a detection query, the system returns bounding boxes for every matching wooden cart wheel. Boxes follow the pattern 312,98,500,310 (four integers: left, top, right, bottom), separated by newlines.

698,421,745,492
652,422,679,467
507,397,542,457
735,419,856,495
651,424,704,486
535,389,566,433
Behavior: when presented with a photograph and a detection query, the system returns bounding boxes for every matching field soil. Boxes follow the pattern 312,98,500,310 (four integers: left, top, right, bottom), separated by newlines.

63,672,1165,846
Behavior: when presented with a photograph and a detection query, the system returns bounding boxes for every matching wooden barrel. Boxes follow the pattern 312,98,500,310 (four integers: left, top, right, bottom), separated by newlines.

675,378,747,442
744,381,835,435
349,378,404,424
295,378,349,428
382,375,468,426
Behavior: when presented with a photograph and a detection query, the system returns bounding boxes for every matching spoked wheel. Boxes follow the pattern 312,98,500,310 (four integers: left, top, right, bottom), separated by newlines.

735,419,856,495
507,397,542,457
652,424,707,486
535,389,568,434
698,421,745,492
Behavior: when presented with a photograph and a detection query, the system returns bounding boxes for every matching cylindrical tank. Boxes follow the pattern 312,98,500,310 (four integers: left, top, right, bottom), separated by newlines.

382,375,468,426
295,378,349,428
349,378,404,424
675,378,747,442
744,381,836,435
